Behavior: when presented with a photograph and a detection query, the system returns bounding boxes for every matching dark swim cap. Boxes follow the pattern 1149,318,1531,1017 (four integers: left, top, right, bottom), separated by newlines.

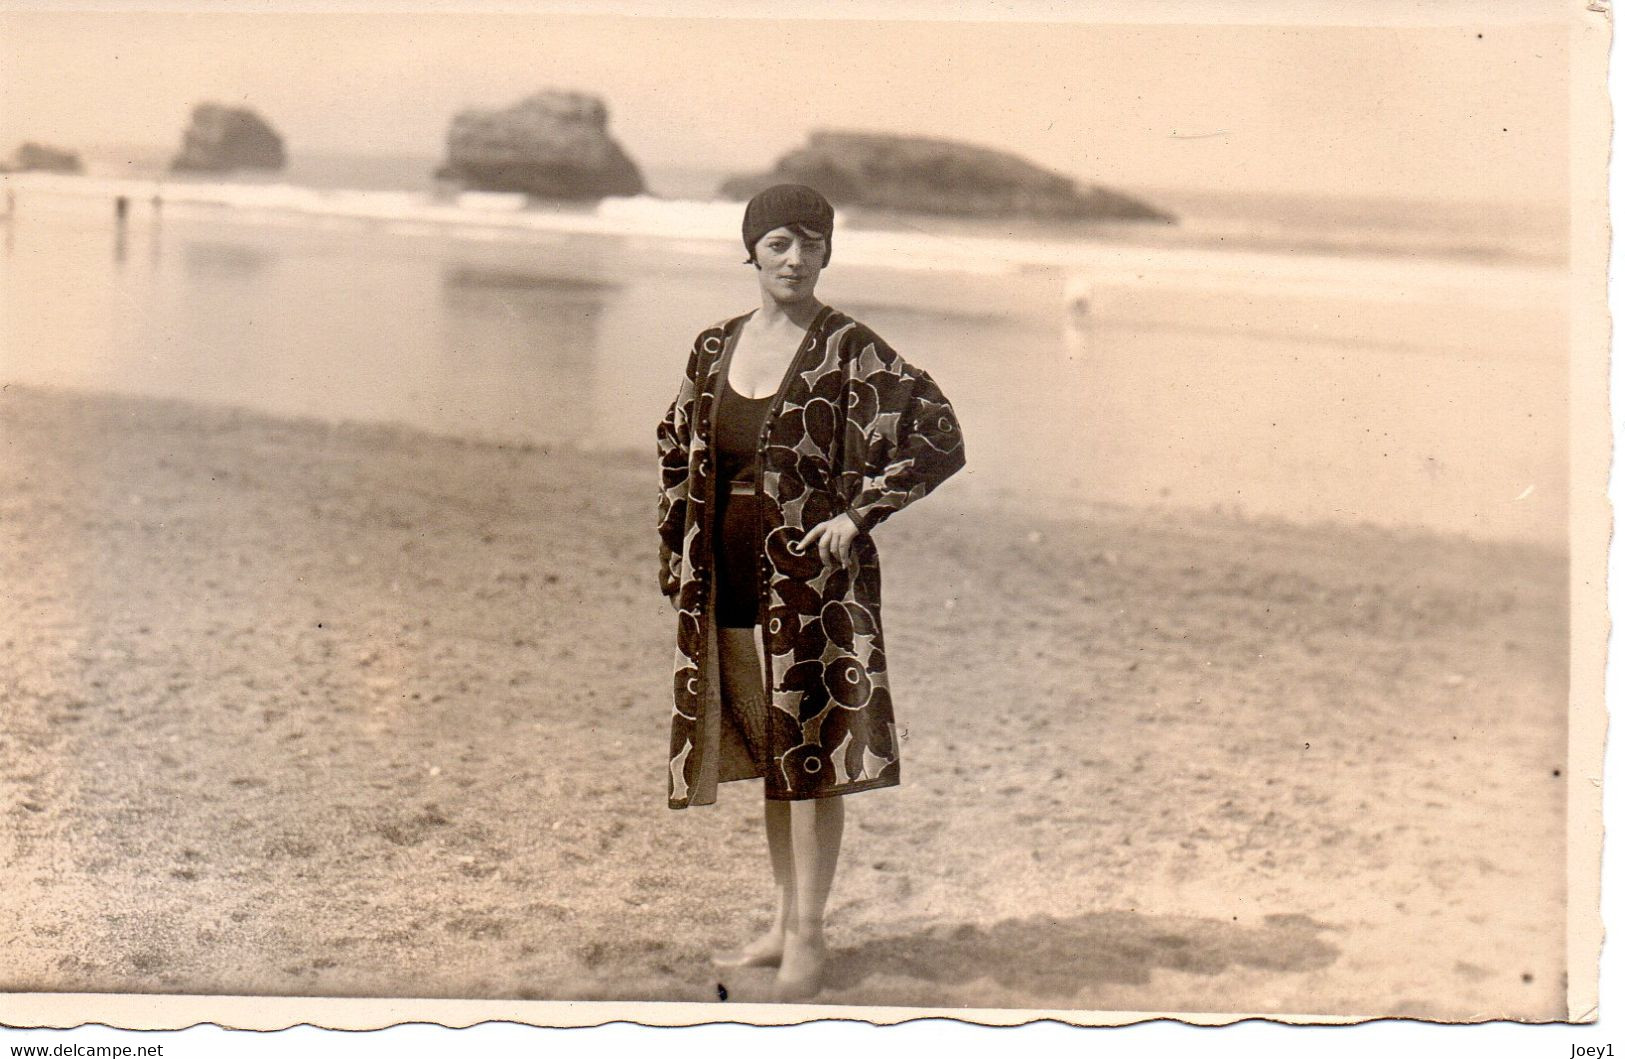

742,184,834,264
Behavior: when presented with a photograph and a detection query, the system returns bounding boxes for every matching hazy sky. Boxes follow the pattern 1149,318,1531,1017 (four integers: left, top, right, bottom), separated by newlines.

0,8,1571,202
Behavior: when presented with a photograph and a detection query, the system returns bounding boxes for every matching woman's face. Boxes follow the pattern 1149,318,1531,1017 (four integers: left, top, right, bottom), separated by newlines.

752,225,827,304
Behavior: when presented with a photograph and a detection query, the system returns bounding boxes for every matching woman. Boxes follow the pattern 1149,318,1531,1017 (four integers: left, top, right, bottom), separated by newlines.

656,184,965,1000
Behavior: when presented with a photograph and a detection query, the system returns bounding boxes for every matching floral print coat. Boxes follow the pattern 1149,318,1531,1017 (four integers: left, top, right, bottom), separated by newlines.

657,305,965,808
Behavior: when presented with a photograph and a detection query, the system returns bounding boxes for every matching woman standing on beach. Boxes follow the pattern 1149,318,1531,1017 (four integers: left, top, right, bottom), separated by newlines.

656,184,965,1000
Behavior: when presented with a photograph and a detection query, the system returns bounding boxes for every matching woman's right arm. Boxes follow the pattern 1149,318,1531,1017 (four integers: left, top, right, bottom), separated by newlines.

656,337,702,599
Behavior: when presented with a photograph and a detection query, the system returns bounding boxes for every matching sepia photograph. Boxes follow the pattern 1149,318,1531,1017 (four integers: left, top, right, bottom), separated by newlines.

0,0,1608,1031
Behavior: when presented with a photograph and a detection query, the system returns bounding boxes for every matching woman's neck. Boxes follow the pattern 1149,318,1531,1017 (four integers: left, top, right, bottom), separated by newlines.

755,293,824,332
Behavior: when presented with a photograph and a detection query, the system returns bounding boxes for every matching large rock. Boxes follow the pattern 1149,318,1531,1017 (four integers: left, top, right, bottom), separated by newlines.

720,130,1171,222
3,142,82,173
170,104,286,172
436,91,644,201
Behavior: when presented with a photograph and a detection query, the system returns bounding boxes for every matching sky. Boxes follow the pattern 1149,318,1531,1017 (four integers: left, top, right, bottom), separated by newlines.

0,7,1572,203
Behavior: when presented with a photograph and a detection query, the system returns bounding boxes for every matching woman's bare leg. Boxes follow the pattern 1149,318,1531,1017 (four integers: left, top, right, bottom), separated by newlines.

712,625,849,995
761,799,796,951
776,795,845,998
713,627,793,967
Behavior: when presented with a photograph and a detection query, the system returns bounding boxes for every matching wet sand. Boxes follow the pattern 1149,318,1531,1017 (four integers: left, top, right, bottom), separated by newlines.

0,385,1567,1018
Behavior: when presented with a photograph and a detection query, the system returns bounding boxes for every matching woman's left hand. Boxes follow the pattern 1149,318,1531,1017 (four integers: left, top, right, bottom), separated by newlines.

799,513,862,566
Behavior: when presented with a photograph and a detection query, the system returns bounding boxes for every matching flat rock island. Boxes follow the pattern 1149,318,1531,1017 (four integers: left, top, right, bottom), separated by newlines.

720,130,1173,222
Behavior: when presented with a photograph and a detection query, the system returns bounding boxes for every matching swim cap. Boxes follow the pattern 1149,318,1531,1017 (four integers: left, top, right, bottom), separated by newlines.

742,183,834,265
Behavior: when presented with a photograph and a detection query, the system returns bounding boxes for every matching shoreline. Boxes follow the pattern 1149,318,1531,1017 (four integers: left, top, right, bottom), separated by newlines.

0,383,1567,1016
1,382,1568,560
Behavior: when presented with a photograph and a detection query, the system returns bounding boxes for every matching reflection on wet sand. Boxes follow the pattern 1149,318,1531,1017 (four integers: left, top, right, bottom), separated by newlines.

0,193,1571,543
443,264,619,295
436,261,616,442
183,239,274,278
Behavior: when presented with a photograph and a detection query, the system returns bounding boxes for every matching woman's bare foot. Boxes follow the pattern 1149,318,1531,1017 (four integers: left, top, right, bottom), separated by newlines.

711,929,785,969
772,933,826,1000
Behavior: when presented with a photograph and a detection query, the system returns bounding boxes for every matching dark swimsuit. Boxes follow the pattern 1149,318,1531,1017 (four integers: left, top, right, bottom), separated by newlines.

713,377,773,628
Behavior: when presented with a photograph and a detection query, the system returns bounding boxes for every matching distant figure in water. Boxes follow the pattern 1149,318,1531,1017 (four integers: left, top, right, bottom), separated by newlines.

147,193,164,266
656,184,966,1000
113,195,129,264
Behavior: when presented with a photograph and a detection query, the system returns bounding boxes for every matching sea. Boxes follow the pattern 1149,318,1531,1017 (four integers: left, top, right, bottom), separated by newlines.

0,150,1570,545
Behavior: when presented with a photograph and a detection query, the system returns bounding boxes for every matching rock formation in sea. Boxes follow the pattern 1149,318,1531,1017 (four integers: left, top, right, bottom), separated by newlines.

170,104,286,173
436,91,644,200
720,130,1172,222
1,142,84,173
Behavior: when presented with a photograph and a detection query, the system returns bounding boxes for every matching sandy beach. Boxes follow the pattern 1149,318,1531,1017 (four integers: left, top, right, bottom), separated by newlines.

0,384,1566,1019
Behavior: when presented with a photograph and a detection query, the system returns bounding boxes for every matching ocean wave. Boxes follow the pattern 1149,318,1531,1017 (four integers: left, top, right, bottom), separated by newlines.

1,170,1564,300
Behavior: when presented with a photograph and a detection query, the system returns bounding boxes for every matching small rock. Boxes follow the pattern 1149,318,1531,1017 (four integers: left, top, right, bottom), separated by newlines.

5,142,81,173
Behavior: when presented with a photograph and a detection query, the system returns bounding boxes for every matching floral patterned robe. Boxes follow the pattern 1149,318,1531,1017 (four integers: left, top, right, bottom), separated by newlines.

657,305,965,808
